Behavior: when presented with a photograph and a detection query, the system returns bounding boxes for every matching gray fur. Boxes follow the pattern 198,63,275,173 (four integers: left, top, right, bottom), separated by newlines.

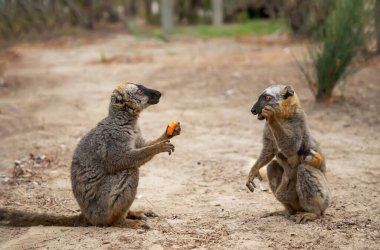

247,85,331,223
71,82,180,226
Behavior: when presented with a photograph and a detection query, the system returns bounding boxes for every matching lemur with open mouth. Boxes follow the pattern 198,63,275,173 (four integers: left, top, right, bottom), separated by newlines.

246,85,330,223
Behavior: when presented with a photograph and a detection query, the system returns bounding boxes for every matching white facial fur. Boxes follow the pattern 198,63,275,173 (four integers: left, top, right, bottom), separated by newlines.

262,85,286,98
124,83,150,108
125,83,138,94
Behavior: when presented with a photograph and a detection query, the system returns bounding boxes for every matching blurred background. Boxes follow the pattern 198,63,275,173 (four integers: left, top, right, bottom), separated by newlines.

0,0,379,100
0,1,379,249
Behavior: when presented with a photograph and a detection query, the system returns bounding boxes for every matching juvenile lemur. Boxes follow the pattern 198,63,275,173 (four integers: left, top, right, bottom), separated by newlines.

71,82,181,227
246,85,330,223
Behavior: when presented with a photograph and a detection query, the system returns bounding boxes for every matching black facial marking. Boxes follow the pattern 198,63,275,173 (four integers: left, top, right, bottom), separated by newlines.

251,93,273,119
137,84,161,104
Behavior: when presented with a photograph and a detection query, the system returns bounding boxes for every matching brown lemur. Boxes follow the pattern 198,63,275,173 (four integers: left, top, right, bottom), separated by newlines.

246,85,331,223
71,82,181,227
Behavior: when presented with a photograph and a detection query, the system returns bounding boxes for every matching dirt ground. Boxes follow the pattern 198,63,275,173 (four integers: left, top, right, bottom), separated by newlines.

0,32,379,250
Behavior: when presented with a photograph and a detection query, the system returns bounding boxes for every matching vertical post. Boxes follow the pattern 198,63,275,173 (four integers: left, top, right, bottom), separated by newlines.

375,0,380,53
160,0,173,34
212,0,223,26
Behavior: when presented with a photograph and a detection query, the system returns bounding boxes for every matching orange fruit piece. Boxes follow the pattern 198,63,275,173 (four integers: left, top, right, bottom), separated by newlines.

166,121,179,136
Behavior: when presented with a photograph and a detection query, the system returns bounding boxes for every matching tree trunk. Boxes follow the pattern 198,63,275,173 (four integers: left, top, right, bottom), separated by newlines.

125,0,137,18
160,0,173,34
82,0,94,30
211,0,223,26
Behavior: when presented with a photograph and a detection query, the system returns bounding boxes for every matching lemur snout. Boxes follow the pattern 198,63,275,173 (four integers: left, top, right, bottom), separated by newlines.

150,90,161,99
251,102,265,120
136,84,161,104
147,89,161,104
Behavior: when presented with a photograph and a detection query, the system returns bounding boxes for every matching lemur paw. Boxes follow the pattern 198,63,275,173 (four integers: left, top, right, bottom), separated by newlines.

157,139,175,155
171,122,181,137
262,106,276,123
127,210,158,221
293,212,319,224
127,211,148,221
246,169,260,192
166,121,181,138
144,210,158,218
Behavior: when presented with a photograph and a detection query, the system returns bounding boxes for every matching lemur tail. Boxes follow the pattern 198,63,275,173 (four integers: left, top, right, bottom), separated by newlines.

0,208,88,227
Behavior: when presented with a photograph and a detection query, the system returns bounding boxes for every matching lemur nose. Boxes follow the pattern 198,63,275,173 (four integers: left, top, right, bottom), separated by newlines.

153,91,161,99
251,107,257,115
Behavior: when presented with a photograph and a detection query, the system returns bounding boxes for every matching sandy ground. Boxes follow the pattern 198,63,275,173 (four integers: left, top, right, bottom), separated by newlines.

0,32,379,249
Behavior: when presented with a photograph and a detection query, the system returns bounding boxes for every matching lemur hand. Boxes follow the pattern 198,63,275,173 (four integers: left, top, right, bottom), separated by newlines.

156,139,175,155
262,106,276,123
246,168,262,192
166,121,181,138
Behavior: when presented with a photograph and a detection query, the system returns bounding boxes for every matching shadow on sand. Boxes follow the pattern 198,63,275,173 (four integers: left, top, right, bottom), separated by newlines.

0,207,88,227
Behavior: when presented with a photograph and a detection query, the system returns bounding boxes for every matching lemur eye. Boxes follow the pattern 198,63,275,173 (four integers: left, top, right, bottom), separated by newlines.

265,95,272,101
136,89,143,95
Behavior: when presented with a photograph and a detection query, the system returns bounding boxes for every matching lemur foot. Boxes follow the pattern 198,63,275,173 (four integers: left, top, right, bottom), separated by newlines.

261,210,290,218
115,218,150,229
293,212,319,224
127,210,158,221
144,210,158,218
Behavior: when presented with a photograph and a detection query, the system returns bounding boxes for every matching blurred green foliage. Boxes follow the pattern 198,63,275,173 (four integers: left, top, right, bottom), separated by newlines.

0,0,119,43
174,20,287,37
0,0,287,43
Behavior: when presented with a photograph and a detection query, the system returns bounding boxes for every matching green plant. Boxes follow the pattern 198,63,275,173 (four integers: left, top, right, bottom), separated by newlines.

311,0,365,100
99,51,107,63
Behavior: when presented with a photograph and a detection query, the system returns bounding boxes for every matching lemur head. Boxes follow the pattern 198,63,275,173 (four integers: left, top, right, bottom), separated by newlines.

251,85,300,120
110,82,161,114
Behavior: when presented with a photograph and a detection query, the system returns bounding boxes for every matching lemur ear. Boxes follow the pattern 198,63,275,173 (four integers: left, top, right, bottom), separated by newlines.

111,91,124,105
283,85,294,99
